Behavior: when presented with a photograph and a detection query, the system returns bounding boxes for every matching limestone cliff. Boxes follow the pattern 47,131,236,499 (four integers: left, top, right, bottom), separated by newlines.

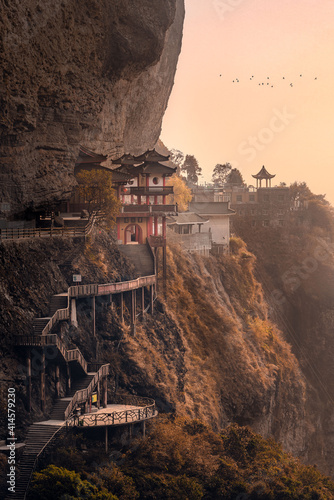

0,0,184,215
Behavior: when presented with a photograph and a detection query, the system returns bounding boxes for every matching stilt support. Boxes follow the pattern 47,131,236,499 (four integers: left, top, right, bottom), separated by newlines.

26,351,32,412
40,349,46,412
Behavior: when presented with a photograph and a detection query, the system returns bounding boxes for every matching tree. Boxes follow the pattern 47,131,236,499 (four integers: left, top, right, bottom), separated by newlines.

181,155,201,184
225,168,245,187
211,163,232,186
30,465,117,500
76,168,121,227
166,174,193,212
170,149,186,176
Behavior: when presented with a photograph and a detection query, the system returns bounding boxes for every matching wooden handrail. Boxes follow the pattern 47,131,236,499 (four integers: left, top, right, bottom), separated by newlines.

64,364,110,420
66,395,156,428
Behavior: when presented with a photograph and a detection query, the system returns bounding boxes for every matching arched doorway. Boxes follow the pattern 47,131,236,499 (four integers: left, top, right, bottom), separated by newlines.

125,224,143,244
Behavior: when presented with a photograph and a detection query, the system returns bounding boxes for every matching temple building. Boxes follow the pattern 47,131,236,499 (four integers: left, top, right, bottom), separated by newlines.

113,149,177,245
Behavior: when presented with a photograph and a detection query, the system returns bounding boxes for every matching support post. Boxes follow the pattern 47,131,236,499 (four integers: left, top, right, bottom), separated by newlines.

102,377,107,408
131,290,136,335
40,349,46,412
92,296,96,338
155,247,159,294
142,420,146,438
120,293,124,323
26,351,32,412
150,285,154,316
66,362,71,395
163,244,167,298
55,364,60,398
96,380,100,409
105,426,108,453
141,287,145,321
70,298,78,327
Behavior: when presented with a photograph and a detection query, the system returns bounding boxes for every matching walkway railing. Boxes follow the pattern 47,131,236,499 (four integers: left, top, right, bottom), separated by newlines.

64,364,110,420
66,394,156,428
0,213,96,241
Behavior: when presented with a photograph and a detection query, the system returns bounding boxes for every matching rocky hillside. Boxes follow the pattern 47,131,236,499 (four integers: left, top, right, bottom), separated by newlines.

0,228,313,472
0,0,184,215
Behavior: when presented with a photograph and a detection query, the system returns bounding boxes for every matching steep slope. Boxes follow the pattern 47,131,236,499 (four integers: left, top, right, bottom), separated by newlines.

0,0,185,215
233,189,334,476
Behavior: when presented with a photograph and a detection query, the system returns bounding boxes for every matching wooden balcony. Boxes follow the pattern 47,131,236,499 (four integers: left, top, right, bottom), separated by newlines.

127,186,173,196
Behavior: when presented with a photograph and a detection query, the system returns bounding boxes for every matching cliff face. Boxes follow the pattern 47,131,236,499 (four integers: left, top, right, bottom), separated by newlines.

0,0,184,215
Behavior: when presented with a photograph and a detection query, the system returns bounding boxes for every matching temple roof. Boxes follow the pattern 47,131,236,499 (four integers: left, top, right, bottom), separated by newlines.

111,153,138,166
76,145,107,165
252,166,276,180
167,212,209,225
134,149,170,163
189,202,235,215
120,161,176,176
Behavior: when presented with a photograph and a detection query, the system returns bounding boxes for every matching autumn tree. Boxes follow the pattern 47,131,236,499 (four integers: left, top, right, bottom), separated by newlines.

76,168,121,227
166,174,193,212
181,155,201,184
212,163,232,185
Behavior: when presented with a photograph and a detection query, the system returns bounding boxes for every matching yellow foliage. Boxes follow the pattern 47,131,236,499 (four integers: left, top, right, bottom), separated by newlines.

166,174,193,212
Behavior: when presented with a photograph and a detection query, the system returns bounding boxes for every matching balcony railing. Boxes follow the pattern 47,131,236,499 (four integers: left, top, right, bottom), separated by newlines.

120,204,177,214
127,186,173,196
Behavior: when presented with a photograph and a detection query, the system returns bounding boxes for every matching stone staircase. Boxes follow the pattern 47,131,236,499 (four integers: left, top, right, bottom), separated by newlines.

6,423,64,500
119,243,154,277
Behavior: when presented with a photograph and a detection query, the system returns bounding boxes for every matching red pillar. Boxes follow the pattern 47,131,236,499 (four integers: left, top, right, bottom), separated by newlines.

163,176,166,205
146,174,150,205
154,217,158,236
162,217,166,239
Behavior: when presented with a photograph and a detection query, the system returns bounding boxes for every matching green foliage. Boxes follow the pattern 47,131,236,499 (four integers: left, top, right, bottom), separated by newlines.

181,154,202,184
29,465,117,500
211,163,232,185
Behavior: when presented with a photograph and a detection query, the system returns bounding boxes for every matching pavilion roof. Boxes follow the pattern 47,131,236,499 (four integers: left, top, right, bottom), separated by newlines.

252,166,276,180
76,145,107,165
111,153,138,166
134,149,170,163
121,161,176,176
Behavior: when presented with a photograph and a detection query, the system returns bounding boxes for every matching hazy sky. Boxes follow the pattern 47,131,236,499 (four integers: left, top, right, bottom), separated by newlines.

161,0,334,204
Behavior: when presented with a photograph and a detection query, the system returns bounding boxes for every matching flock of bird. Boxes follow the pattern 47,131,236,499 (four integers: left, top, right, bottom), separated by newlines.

219,74,319,88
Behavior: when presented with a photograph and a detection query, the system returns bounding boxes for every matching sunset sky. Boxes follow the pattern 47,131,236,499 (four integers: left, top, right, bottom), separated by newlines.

161,0,334,204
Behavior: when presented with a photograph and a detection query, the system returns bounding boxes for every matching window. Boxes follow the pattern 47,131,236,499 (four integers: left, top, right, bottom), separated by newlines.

263,209,268,215
152,177,159,185
124,218,129,223
252,220,256,227
263,220,269,227
251,209,256,215
249,195,255,202
138,218,143,223
236,195,242,202
278,220,284,226
278,209,284,216
278,194,285,201
263,195,270,202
